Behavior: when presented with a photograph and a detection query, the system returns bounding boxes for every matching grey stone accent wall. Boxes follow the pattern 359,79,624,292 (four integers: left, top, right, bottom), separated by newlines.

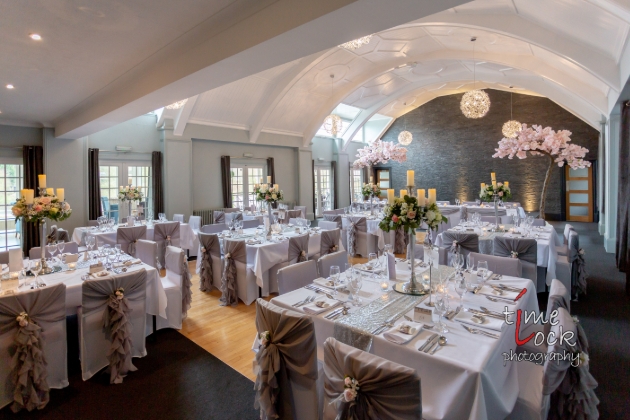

379,89,599,218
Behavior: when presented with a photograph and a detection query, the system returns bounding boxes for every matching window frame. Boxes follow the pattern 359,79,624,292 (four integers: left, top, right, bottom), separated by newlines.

230,163,265,210
314,165,333,217
0,158,23,251
98,160,152,221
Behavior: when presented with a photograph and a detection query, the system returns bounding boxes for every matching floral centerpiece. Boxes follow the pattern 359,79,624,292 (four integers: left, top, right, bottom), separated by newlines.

254,184,284,203
118,186,143,202
480,182,512,202
12,193,72,223
361,183,381,198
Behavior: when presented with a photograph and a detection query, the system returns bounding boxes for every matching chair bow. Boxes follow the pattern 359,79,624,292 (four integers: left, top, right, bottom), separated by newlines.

575,249,588,296
46,226,58,243
330,245,338,253
128,239,138,256
511,251,519,259
166,235,172,246
329,376,376,420
450,240,460,254
103,287,137,384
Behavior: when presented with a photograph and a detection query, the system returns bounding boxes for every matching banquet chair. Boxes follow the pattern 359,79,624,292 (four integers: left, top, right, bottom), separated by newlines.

224,208,240,213
0,251,8,265
412,245,448,266
467,252,522,278
345,216,375,258
0,283,67,411
242,219,261,229
155,246,192,330
463,201,478,206
136,239,158,269
555,223,574,256
280,210,301,224
87,220,99,227
493,236,539,289
48,225,70,243
322,214,342,229
480,215,499,224
509,307,598,420
29,242,79,259
79,270,147,383
295,205,307,219
253,299,319,420
229,212,244,222
201,223,227,234
173,214,184,223
154,221,181,268
220,239,258,305
196,233,223,291
315,229,341,261
323,337,422,420
268,234,310,292
441,231,479,260
531,219,546,227
116,225,148,257
213,211,226,223
188,215,201,231
317,250,349,277
556,230,586,300
277,260,319,295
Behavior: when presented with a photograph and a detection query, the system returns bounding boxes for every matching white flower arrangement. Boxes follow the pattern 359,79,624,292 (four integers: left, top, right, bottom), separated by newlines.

12,194,72,223
253,184,284,204
259,331,270,347
361,183,381,198
343,376,360,402
379,196,447,234
115,288,125,300
480,182,512,202
16,312,30,328
511,251,519,259
118,186,143,203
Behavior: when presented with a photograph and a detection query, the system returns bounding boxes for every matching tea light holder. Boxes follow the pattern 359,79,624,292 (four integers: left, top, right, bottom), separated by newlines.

380,280,389,291
9,271,19,279
67,262,77,270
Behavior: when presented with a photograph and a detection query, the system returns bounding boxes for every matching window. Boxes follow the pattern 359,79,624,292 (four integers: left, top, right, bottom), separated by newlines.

230,165,264,209
314,166,332,217
99,161,152,221
0,160,23,250
350,169,363,203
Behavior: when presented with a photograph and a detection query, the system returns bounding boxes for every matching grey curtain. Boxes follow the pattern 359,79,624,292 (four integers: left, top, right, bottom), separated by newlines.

331,161,338,210
22,146,44,254
88,148,102,220
362,167,369,185
221,156,232,208
617,101,630,295
151,151,164,219
312,160,316,216
267,157,276,184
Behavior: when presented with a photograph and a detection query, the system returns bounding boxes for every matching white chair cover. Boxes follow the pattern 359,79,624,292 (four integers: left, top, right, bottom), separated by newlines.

0,284,67,412
346,217,370,257
278,260,319,295
243,219,261,229
154,222,181,268
295,206,307,219
254,299,319,420
323,214,342,229
442,231,479,259
318,221,339,231
468,252,522,278
116,225,148,257
201,223,227,234
547,278,571,317
173,214,184,223
317,251,348,277
532,219,546,227
493,236,538,287
320,229,341,256
198,233,222,292
30,242,78,259
221,240,246,307
323,337,421,420
136,239,158,269
188,215,201,230
213,211,226,223
224,208,240,213
80,270,147,383
155,247,191,330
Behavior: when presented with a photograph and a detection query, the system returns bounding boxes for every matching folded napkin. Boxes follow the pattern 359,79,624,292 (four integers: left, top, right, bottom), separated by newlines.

113,259,142,268
90,270,110,278
383,322,423,344
313,277,345,289
246,239,261,245
454,310,505,332
476,284,519,300
302,297,340,315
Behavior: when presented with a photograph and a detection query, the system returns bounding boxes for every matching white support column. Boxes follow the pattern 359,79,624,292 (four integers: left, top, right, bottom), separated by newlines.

334,140,351,208
164,137,193,219
604,110,620,253
598,119,606,235
297,148,314,220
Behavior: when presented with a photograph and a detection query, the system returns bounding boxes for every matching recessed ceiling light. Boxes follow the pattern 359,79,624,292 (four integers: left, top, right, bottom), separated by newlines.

6,84,14,89
29,33,42,41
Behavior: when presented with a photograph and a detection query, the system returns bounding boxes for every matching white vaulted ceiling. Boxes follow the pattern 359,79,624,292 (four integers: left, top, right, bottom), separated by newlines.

165,0,630,147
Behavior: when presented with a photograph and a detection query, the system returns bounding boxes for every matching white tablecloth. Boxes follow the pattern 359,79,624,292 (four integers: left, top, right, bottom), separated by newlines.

271,263,539,420
72,223,198,252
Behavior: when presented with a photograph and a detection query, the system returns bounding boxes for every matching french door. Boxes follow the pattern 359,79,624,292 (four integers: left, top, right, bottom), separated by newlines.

565,165,593,222
0,159,23,250
314,166,332,217
230,165,264,209
99,161,152,221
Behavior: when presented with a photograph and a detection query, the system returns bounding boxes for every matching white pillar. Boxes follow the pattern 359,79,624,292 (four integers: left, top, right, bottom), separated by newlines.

604,110,620,253
598,119,606,235
297,148,314,220
164,137,193,219
334,139,351,208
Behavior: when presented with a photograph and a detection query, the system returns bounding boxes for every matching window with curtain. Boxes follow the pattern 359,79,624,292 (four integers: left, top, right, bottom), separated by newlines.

0,159,23,251
99,161,152,222
230,165,264,209
314,166,332,216
350,168,363,203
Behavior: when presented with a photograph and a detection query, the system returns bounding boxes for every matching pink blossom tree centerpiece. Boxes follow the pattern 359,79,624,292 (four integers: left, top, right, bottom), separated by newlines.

492,124,590,219
352,139,407,169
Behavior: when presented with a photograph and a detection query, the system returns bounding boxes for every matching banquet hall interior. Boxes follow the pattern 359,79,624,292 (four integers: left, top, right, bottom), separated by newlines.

0,0,629,418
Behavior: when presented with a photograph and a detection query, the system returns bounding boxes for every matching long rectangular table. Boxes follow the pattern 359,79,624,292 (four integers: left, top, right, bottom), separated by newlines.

270,262,538,420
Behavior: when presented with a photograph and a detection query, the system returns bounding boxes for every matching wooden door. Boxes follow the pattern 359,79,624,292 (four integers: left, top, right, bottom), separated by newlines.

565,165,593,222
375,168,390,199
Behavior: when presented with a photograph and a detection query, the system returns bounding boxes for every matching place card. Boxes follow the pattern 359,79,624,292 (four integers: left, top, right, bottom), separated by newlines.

414,307,433,324
9,248,22,273
63,253,79,263
89,262,104,274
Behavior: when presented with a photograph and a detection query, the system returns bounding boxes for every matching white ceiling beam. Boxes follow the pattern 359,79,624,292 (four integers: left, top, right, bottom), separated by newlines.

583,0,630,24
408,14,621,91
173,95,199,136
53,0,468,139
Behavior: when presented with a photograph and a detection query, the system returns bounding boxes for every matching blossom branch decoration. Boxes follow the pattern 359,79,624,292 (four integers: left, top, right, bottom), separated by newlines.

353,139,407,169
492,124,590,219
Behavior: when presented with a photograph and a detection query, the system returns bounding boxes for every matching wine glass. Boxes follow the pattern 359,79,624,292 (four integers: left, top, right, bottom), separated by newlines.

30,260,42,288
477,261,489,285
86,236,95,260
348,271,363,306
466,253,474,271
368,252,378,272
383,244,393,256
329,266,340,296
454,275,467,306
434,289,450,334
46,243,58,265
57,241,66,260
115,244,122,261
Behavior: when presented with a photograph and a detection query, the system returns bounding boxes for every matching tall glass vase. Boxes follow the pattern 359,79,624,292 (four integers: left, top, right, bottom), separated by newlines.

493,195,500,230
266,202,273,239
370,195,374,215
40,217,52,274
393,229,425,295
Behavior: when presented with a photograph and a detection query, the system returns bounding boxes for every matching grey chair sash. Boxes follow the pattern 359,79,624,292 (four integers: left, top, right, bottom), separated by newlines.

493,236,537,264
47,225,58,243
232,212,243,221
323,214,342,229
154,222,180,268
567,233,588,297
0,283,66,412
320,229,340,256
394,227,408,255
82,270,146,384
254,299,318,420
117,225,147,256
288,234,309,263
220,240,245,307
347,217,366,256
198,233,221,292
459,206,468,221
323,337,421,420
442,232,479,258
213,211,225,223
166,246,192,316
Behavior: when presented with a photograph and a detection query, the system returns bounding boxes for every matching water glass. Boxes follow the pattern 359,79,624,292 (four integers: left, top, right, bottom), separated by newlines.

434,292,450,334
115,244,122,261
348,271,363,306
329,266,340,296
30,260,42,288
454,276,467,305
477,261,489,284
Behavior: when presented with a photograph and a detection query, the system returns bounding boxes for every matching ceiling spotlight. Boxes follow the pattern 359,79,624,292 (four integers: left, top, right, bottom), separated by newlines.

29,33,42,41
6,84,14,90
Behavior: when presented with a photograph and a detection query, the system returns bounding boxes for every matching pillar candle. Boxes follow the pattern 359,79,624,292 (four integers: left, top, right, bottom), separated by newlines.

400,189,408,198
481,183,486,189
20,189,27,200
428,189,437,205
406,170,414,186
370,176,374,184
417,190,426,206
491,172,496,181
46,188,54,196
267,176,272,183
38,174,46,188
492,180,497,189
260,178,263,183
119,186,123,191
24,190,34,204
273,184,279,191
387,189,395,204
138,186,142,191
128,177,133,186
504,181,509,188
56,188,64,201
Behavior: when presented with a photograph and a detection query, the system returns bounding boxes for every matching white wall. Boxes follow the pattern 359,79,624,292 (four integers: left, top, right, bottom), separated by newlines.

0,125,42,158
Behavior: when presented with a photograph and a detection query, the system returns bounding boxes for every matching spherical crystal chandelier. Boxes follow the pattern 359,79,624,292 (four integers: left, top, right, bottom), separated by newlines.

323,74,342,137
339,35,373,50
165,99,188,110
461,36,490,119
397,102,413,145
501,89,521,138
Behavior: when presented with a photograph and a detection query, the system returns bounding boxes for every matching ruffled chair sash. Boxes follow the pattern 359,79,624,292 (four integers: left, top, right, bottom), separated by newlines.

198,233,221,292
323,214,342,229
220,240,245,307
567,232,588,297
288,234,309,263
165,246,192,316
320,229,341,256
347,217,366,256
394,227,408,255
213,211,225,223
0,283,66,412
459,206,468,221
254,299,317,420
154,222,180,268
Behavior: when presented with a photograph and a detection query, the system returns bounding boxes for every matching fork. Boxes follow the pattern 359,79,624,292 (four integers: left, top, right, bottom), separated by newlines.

462,325,499,339
371,322,393,335
485,295,516,305
292,295,315,307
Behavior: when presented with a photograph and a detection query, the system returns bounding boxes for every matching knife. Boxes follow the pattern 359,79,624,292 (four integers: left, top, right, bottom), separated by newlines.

424,337,440,353
418,333,438,352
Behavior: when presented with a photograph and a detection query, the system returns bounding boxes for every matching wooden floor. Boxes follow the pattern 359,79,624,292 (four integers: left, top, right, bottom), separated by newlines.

179,256,369,381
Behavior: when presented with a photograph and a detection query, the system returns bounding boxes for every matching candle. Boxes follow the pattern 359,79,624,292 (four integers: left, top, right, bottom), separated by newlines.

428,189,436,205
491,172,496,181
481,183,486,189
56,188,64,201
417,189,426,206
380,280,389,291
387,189,395,204
138,186,141,191
369,176,374,183
504,181,509,188
406,170,414,186
400,189,408,198
267,176,272,183
20,189,26,200
492,180,497,189
24,190,34,204
38,174,46,188
128,177,133,186
273,184,279,191
46,188,54,196
260,178,263,183
67,262,77,270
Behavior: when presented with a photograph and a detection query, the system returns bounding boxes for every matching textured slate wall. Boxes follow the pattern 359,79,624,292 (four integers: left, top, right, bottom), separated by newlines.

379,89,599,217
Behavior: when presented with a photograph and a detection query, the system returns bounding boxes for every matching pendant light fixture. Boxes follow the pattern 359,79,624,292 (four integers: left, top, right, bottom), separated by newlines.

502,87,522,138
323,74,343,137
460,36,490,119
398,102,413,146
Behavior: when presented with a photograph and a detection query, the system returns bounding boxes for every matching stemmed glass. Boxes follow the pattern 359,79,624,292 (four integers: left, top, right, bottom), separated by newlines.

30,260,43,288
57,241,66,261
450,253,464,275
368,252,378,274
329,266,340,296
434,287,450,334
115,244,122,262
86,236,95,261
477,261,489,285
46,243,58,266
347,270,363,306
454,275,467,306
466,253,474,271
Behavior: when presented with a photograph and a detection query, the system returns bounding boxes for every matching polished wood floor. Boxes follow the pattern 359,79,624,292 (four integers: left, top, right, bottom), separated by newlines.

179,256,369,381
